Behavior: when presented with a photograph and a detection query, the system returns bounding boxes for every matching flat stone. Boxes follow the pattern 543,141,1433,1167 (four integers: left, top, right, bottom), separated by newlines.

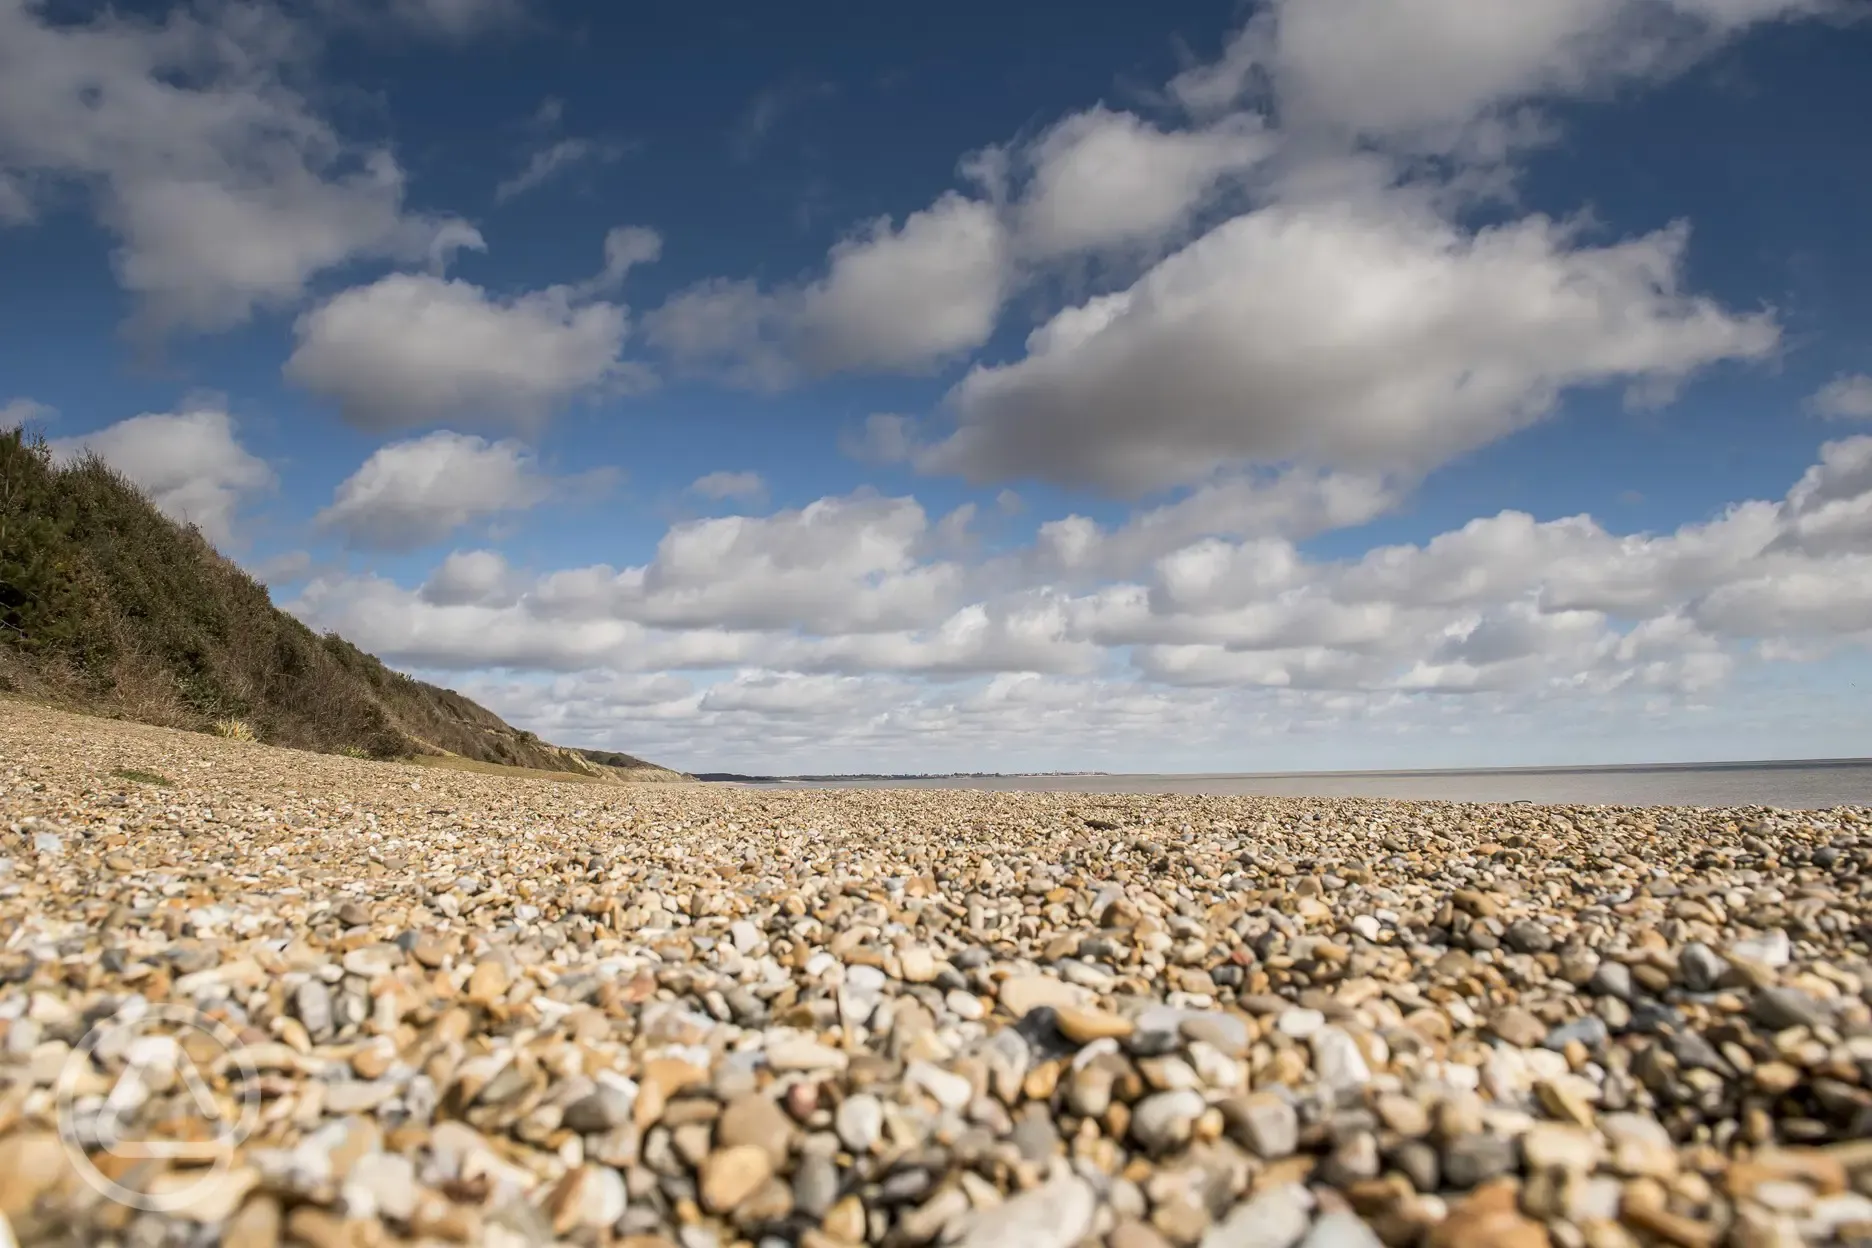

1131,1089,1208,1154
1522,1123,1602,1173
699,1145,772,1214
998,974,1091,1017
1055,1005,1135,1043
899,944,938,983
906,1059,972,1111
1222,1092,1299,1159
1752,986,1831,1031
834,1092,883,1153
1731,930,1791,969
1200,1184,1314,1248
1588,963,1634,1001
947,1170,1096,1248
1601,1113,1679,1179
1443,1133,1519,1189
1300,1211,1387,1248
565,1085,634,1134
766,1036,849,1072
1312,1026,1372,1090
1277,1008,1325,1039
715,1094,795,1167
1677,943,1728,992
1490,1008,1547,1047
293,979,334,1040
1503,920,1554,954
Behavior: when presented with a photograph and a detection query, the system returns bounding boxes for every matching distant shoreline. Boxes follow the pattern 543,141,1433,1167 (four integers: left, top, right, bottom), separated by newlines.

695,770,1114,783
692,757,1872,810
696,756,1872,785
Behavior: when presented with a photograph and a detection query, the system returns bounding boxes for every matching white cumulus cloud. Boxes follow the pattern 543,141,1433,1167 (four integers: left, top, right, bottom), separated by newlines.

286,274,636,432
647,193,1010,385
0,0,478,338
48,406,272,546
316,431,603,550
1011,107,1272,258
928,202,1776,493
1811,374,1872,421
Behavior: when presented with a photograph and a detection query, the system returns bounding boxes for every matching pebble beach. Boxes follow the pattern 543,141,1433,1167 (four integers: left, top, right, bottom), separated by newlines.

3,699,1871,1248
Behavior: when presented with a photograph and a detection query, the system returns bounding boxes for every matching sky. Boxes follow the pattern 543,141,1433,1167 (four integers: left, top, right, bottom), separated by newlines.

4,0,1872,775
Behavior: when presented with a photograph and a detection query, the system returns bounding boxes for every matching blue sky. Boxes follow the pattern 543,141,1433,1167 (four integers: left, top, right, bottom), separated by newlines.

4,0,1872,774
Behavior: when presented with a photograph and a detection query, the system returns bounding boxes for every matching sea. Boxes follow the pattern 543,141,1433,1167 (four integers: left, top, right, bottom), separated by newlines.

731,758,1872,810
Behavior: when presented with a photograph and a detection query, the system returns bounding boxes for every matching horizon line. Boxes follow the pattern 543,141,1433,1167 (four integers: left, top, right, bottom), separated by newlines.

692,754,1872,782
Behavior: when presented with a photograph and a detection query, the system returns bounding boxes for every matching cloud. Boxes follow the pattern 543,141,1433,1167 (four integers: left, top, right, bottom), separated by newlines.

382,0,527,37
0,0,479,338
927,201,1777,494
0,397,55,428
1025,469,1400,583
421,549,520,606
689,471,767,504
285,273,638,431
1173,0,1835,155
647,193,1011,384
48,406,272,546
839,414,921,466
494,137,625,203
537,493,967,635
316,431,604,550
287,435,1872,761
1773,436,1872,557
1010,107,1273,258
1811,374,1872,421
316,0,529,39
570,226,662,299
249,549,313,586
730,78,837,160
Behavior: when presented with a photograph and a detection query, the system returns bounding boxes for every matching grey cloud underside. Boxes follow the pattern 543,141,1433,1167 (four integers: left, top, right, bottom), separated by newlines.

925,206,1775,494
285,275,638,432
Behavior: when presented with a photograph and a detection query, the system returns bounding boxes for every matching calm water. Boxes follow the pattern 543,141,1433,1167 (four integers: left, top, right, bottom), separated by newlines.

739,759,1872,809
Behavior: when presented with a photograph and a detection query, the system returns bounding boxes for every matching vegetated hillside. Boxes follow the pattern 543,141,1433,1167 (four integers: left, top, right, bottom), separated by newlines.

0,427,682,779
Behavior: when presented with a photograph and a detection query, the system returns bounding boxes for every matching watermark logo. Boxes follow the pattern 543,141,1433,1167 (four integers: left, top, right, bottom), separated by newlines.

55,1003,260,1213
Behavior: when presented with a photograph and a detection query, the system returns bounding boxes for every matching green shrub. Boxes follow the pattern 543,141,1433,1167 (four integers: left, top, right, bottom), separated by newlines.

0,424,662,772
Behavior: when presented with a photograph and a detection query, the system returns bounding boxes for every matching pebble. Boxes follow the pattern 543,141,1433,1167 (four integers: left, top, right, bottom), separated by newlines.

1224,1093,1299,1159
1732,930,1792,969
1444,1133,1520,1189
835,1093,883,1153
1752,987,1832,1031
1056,1005,1135,1043
1131,1089,1207,1154
699,1145,772,1213
1301,1210,1387,1248
766,1037,848,1072
948,1171,1096,1248
1311,1027,1372,1090
998,974,1090,1017
1677,942,1728,992
1201,1184,1313,1248
3,700,1869,1248
716,1094,794,1167
1277,1008,1325,1039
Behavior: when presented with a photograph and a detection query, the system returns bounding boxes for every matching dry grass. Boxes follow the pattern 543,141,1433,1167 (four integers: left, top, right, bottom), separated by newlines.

403,753,610,786
110,767,172,786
